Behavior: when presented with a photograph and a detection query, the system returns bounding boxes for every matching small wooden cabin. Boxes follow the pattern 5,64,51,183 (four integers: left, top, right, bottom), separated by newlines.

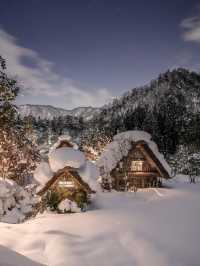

110,140,170,190
37,166,94,202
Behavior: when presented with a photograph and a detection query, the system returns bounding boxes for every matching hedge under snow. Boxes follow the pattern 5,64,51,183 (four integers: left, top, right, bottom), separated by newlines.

97,130,171,178
58,198,81,213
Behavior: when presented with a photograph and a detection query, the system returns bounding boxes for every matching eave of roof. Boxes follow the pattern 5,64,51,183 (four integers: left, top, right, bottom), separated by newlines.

137,141,170,179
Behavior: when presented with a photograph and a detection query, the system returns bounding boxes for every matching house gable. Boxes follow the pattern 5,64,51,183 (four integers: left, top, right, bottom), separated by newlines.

37,166,94,197
110,140,170,190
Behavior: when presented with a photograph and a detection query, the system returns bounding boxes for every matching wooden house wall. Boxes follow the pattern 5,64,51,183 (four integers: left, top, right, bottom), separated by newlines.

110,144,160,190
50,171,86,201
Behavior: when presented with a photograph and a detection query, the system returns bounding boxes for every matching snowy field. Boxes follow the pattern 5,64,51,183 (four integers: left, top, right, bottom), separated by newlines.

0,178,200,266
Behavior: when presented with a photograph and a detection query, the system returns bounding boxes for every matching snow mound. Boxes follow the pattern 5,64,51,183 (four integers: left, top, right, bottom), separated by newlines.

34,162,53,186
78,161,100,191
58,199,81,213
97,130,171,177
49,147,86,172
1,207,25,224
0,245,44,266
49,135,78,155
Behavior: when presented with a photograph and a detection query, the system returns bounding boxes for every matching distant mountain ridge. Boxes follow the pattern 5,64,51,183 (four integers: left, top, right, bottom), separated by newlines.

18,104,101,121
84,68,200,156
17,68,200,175
93,68,200,125
18,69,200,124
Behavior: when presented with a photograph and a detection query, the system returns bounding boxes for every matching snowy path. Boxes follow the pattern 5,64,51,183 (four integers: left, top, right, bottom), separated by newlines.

0,182,200,266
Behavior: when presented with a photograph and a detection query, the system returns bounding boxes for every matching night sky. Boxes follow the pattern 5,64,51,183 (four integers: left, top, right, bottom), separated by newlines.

0,0,200,109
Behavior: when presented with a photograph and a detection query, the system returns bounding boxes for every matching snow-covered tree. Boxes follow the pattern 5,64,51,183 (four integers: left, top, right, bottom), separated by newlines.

80,127,112,158
0,177,38,223
0,56,40,185
168,144,200,182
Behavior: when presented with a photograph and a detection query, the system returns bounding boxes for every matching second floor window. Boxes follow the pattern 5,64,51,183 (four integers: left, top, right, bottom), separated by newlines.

131,160,143,171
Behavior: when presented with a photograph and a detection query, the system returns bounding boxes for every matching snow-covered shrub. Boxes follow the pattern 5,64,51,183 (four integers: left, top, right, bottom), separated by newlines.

0,178,38,224
42,189,87,213
58,199,81,213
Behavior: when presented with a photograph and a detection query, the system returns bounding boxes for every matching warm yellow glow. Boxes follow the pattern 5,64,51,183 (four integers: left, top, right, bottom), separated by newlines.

58,181,74,188
131,160,143,171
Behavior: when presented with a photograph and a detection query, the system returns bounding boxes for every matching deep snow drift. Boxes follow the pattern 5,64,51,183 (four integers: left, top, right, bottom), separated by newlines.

0,177,200,266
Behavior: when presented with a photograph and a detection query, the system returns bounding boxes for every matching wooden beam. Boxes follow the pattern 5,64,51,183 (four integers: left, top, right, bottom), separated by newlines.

138,145,166,179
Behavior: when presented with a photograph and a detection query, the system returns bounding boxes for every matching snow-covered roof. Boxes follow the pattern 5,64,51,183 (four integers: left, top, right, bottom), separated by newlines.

97,130,171,176
49,147,86,172
49,135,78,155
78,161,100,191
34,146,100,192
34,162,53,186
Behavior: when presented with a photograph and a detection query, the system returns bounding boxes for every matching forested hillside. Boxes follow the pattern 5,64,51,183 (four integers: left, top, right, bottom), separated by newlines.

21,68,200,175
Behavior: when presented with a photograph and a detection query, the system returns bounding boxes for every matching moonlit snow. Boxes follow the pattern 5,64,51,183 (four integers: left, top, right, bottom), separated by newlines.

0,177,200,266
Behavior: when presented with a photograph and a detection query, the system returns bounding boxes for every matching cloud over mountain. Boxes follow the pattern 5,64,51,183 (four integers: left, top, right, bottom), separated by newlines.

0,28,113,109
181,15,200,43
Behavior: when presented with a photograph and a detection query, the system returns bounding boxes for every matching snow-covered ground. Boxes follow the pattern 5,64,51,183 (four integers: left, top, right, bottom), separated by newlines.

0,178,200,266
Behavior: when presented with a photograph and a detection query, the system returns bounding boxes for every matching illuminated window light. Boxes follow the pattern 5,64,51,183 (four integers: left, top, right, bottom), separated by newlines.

131,160,143,171
58,180,74,188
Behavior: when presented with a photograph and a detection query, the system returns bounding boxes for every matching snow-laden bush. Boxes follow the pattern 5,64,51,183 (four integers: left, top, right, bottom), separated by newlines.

0,178,38,224
58,199,81,213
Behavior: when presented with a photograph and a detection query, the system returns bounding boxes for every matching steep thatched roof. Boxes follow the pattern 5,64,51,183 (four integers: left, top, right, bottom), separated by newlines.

97,130,171,179
135,141,170,179
37,166,95,196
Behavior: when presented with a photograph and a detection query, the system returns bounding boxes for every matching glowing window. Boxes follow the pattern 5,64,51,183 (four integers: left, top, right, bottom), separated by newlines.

131,161,143,171
58,181,74,188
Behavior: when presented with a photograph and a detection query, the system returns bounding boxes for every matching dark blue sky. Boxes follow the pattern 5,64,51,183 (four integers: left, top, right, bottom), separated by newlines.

0,0,200,108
